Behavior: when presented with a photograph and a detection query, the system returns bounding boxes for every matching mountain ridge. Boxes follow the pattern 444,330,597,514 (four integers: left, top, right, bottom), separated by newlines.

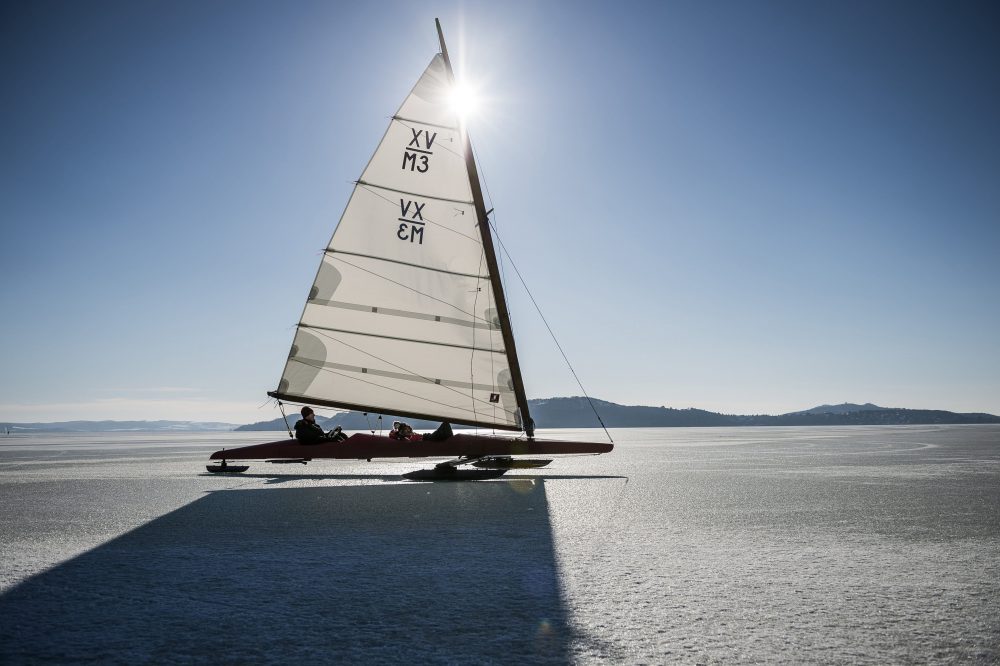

787,402,888,415
3,400,997,432
233,398,999,431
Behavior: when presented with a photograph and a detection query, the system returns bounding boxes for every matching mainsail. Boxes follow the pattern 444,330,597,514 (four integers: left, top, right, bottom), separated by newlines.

269,34,532,433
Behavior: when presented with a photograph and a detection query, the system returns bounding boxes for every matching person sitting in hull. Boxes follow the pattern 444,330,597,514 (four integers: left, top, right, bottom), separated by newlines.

294,406,348,444
389,420,421,441
423,421,453,441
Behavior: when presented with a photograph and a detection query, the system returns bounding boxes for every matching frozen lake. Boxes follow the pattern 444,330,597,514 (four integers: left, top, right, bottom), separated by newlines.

1,426,998,663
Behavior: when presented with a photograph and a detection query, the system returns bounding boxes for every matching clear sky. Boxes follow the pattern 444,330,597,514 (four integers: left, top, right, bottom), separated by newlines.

2,0,998,423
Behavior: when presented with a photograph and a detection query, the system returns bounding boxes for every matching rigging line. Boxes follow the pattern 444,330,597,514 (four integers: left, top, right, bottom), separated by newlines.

356,179,473,207
493,212,512,331
489,220,613,443
362,413,386,436
486,259,500,430
469,252,480,427
356,183,483,245
392,114,458,131
470,144,613,444
357,179,474,206
305,329,515,415
484,211,508,416
304,328,519,417
302,322,505,354
291,357,516,419
330,255,490,324
480,247,500,431
471,143,517,338
277,400,293,438
469,247,491,430
470,142,512,436
328,249,488,281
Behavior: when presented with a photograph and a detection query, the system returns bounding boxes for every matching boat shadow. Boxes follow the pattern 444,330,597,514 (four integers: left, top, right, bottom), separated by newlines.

0,480,572,663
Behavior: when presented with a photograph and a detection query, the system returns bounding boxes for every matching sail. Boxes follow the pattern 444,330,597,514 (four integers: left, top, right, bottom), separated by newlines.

271,54,523,431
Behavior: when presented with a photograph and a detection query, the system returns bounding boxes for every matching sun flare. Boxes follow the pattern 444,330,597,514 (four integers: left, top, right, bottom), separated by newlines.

447,81,481,121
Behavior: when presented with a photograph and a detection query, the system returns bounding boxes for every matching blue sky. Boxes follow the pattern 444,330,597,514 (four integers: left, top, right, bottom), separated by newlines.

2,0,998,423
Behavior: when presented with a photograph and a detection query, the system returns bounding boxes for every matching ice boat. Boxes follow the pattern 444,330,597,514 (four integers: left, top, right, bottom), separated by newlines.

209,20,612,477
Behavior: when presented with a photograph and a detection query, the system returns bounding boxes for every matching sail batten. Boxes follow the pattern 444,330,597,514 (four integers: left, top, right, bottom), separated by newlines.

298,323,506,353
304,302,499,332
325,250,489,281
275,49,524,431
392,115,459,131
286,357,515,395
282,365,519,418
267,391,523,432
356,180,474,206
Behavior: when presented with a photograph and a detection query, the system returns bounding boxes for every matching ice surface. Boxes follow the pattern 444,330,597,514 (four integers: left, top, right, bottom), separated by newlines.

1,426,998,663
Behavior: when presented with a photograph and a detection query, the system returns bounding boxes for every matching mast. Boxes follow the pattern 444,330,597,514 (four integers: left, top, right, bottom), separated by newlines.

435,19,535,438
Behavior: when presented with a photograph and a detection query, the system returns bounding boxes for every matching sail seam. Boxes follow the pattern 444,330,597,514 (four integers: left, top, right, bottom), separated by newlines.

302,326,517,419
289,356,509,394
326,249,489,281
392,115,458,131
307,298,499,331
299,323,506,354
326,254,493,324
356,180,474,206
267,391,521,431
286,359,518,419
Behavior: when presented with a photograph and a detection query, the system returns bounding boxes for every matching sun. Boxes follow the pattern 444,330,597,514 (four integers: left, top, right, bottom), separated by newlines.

447,81,481,122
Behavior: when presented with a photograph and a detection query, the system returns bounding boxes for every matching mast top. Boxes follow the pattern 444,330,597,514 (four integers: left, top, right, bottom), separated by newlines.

435,18,451,73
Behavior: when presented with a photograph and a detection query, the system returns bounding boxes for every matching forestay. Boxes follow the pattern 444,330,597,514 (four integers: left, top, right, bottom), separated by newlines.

271,54,523,431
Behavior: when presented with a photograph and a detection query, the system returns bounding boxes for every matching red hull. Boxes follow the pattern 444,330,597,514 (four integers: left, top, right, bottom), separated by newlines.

210,433,612,461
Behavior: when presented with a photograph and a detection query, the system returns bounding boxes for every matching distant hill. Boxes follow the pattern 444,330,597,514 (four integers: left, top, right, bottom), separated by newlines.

3,400,995,433
742,408,1000,427
0,420,237,433
233,398,1000,431
788,402,889,415
528,398,1000,427
529,397,735,428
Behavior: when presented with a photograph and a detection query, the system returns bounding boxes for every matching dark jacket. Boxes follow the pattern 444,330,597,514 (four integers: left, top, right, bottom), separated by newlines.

294,419,326,444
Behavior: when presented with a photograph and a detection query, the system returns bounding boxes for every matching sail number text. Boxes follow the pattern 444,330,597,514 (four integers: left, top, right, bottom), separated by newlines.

397,199,425,244
402,128,437,173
